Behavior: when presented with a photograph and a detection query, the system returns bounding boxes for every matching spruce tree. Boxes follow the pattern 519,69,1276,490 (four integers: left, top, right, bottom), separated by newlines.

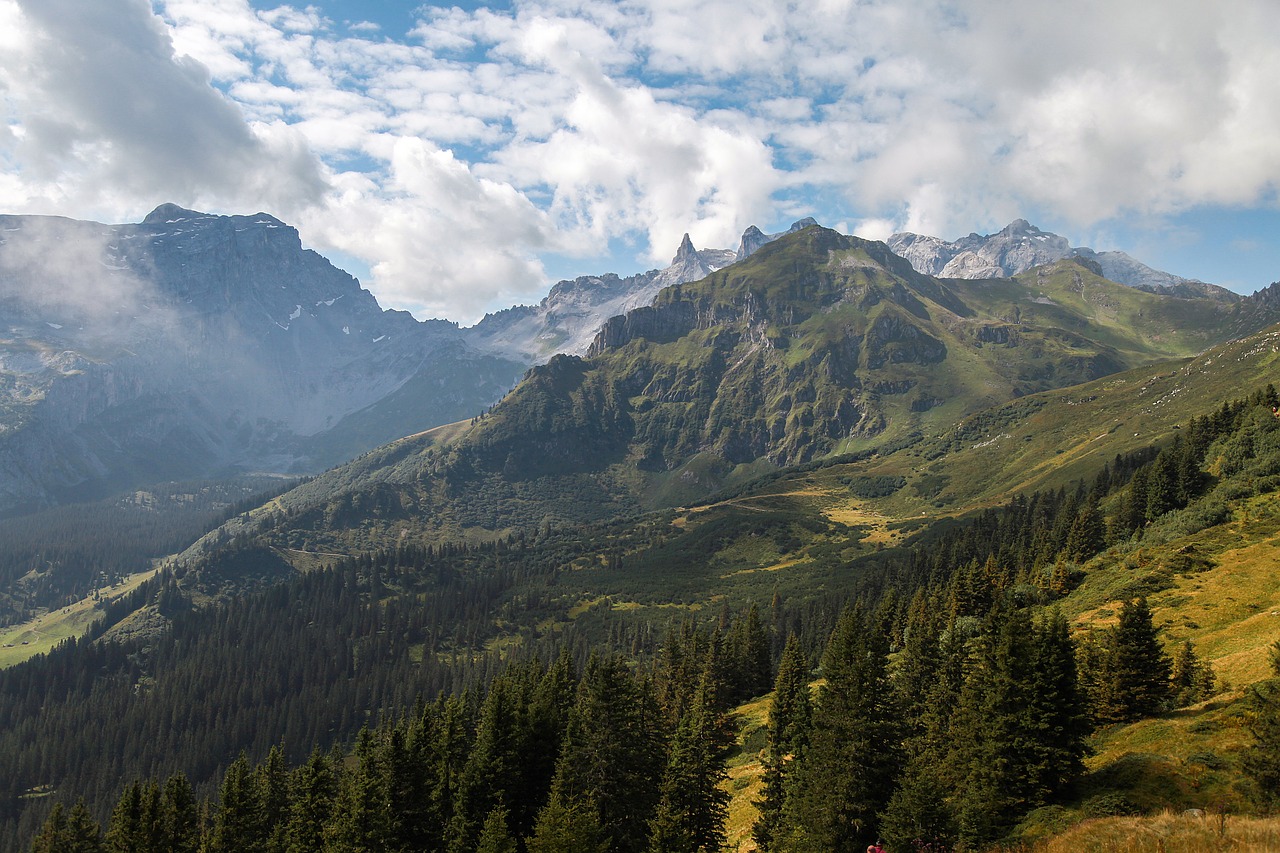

284,750,336,853
158,774,199,853
474,805,518,853
773,606,903,852
548,653,666,853
525,796,604,853
1242,679,1280,809
208,753,266,853
753,634,811,852
647,674,732,853
64,800,106,853
30,803,68,853
1171,639,1217,707
1108,597,1173,721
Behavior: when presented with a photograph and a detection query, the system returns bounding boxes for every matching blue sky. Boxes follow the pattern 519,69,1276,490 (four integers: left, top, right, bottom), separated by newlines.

1,0,1278,323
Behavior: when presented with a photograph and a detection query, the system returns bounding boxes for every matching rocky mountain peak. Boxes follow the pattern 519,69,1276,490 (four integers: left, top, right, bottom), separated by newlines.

673,233,698,265
887,220,1234,300
142,203,206,224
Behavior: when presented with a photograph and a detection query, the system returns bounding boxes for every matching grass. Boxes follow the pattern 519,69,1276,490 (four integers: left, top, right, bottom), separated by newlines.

722,693,771,852
1028,810,1280,852
0,564,162,667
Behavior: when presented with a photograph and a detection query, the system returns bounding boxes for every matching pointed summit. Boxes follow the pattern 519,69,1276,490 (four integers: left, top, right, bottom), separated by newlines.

673,233,698,265
735,225,769,261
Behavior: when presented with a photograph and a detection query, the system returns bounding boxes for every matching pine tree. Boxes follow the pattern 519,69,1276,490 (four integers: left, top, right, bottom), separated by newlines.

773,606,903,852
208,753,266,853
1242,679,1280,809
64,800,106,853
284,750,336,853
30,803,68,853
32,801,109,853
158,774,199,853
548,653,666,853
753,635,811,852
1171,639,1217,707
323,729,388,853
258,745,291,852
1107,597,1173,721
949,606,1087,846
105,782,143,853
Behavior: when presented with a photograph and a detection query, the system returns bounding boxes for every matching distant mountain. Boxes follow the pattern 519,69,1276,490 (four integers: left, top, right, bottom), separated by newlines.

464,233,736,361
887,219,1239,301
0,206,784,517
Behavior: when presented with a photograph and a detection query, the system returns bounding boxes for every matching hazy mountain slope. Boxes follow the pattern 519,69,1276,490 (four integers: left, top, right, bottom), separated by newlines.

0,205,525,515
465,233,737,361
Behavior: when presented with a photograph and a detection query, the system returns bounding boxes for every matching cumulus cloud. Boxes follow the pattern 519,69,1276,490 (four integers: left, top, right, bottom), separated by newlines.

1,0,1278,319
0,0,326,216
299,138,555,322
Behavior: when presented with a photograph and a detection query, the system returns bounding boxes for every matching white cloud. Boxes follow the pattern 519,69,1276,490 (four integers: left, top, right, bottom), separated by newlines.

1,0,1277,319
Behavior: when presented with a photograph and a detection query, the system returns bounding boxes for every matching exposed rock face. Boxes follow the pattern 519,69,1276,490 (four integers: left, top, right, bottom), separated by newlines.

887,219,1238,301
0,205,525,515
735,217,819,261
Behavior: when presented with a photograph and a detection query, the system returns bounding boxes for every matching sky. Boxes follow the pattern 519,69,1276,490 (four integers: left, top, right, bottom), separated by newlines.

0,0,1277,325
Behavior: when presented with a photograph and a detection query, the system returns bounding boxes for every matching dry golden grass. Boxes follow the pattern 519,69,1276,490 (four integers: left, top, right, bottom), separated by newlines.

722,694,771,853
1030,810,1280,852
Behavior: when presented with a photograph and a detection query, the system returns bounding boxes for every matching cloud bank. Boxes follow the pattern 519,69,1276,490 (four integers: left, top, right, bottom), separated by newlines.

0,0,1277,321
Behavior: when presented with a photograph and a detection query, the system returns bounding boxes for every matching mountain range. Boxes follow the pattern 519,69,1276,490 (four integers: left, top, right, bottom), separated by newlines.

1,206,1275,522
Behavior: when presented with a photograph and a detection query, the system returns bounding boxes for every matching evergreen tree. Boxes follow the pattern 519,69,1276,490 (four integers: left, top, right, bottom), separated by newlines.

158,775,199,853
63,801,106,853
474,805,518,853
1106,598,1173,721
258,746,291,852
104,782,143,853
208,753,266,853
753,635,812,852
323,729,388,853
525,796,604,853
1242,679,1280,809
284,750,336,853
774,606,903,852
647,673,732,853
548,654,666,853
30,804,67,853
1171,639,1217,707
878,756,954,853
949,607,1087,846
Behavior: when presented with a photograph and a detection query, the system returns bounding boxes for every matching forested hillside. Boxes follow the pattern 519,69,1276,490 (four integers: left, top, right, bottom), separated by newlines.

9,383,1280,851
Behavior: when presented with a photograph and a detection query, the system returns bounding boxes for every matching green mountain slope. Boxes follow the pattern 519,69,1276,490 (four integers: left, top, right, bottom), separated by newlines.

184,226,1253,558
